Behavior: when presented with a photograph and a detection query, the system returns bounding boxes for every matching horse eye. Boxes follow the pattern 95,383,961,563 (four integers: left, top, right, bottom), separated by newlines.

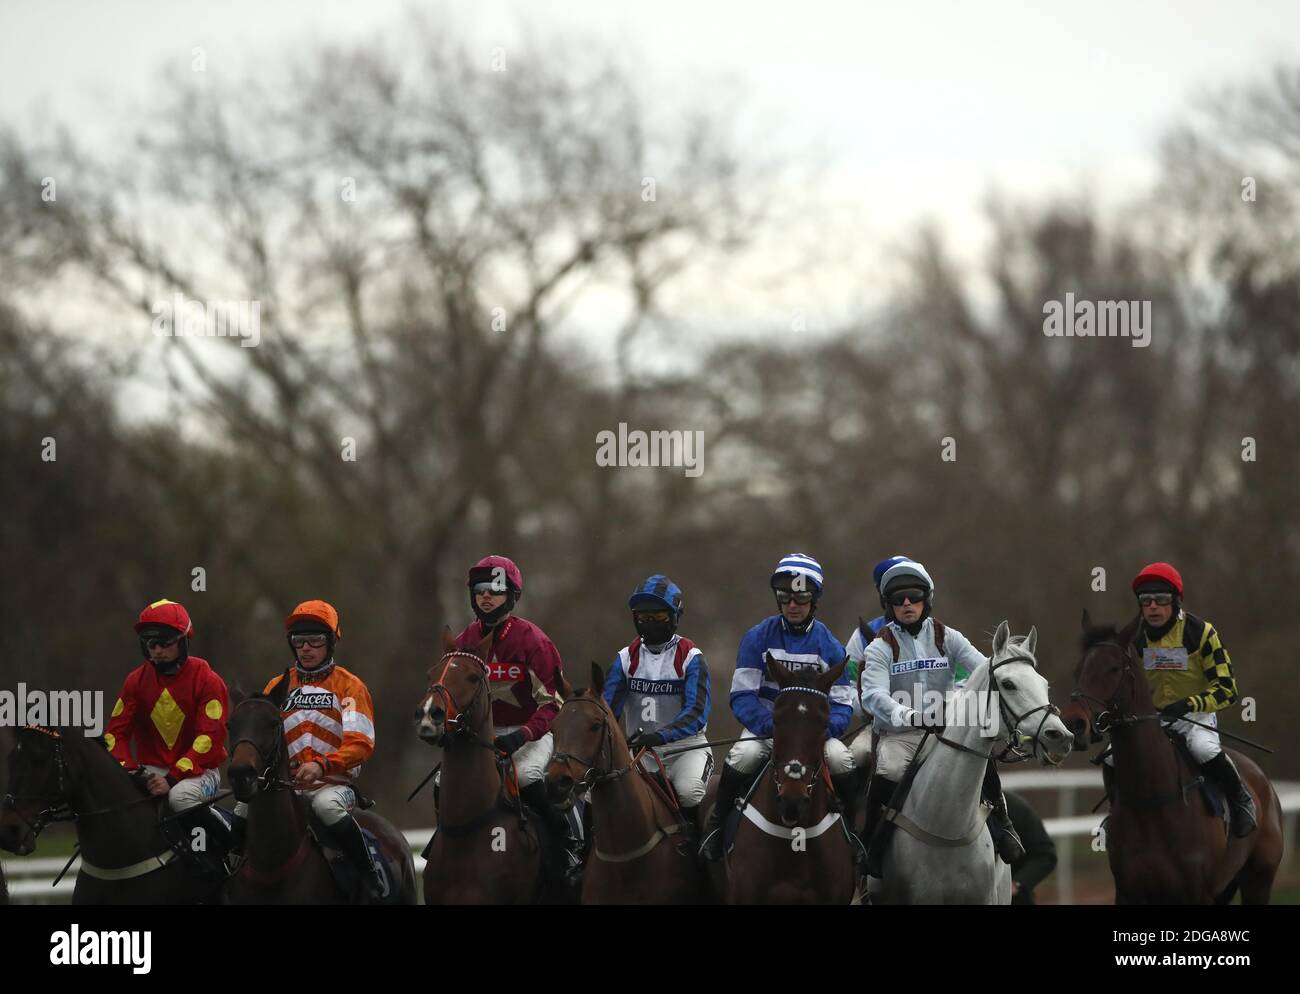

1001,681,1017,692
590,723,602,732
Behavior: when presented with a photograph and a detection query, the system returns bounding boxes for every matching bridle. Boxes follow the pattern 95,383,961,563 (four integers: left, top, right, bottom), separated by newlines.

228,698,295,793
1068,640,1155,736
423,650,495,751
2,726,166,850
1068,639,1203,809
932,652,1061,764
770,686,830,799
548,697,637,793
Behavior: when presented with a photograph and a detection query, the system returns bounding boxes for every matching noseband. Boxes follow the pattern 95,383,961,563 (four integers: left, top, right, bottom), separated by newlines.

423,650,493,748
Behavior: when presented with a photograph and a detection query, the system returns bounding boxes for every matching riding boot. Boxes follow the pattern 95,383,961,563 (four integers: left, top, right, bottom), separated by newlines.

320,815,386,903
678,803,701,848
177,805,236,879
830,772,866,867
982,761,1025,864
863,776,898,879
700,764,750,861
1203,752,1257,838
521,781,583,887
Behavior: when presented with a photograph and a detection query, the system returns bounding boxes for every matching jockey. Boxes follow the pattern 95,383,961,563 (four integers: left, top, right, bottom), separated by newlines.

104,598,231,876
603,575,712,835
843,554,912,771
858,559,1025,878
1124,562,1256,836
453,555,580,875
700,553,858,861
255,600,384,900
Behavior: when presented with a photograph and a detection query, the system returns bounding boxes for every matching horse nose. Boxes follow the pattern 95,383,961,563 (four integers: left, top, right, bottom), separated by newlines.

1064,716,1088,744
547,774,574,804
1041,725,1073,749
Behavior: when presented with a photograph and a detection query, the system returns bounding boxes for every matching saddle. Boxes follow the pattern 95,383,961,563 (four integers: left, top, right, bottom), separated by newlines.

312,823,398,904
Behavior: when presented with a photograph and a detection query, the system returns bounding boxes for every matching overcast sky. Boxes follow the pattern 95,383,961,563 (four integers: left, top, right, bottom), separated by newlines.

2,1,1294,351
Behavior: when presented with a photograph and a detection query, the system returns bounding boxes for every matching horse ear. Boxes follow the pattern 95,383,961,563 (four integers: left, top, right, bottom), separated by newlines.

474,629,494,661
269,669,291,708
1023,626,1038,656
557,668,574,699
590,661,604,690
229,683,246,709
442,627,457,655
766,652,792,688
819,658,847,692
1081,608,1093,632
1118,614,1140,645
992,620,1010,656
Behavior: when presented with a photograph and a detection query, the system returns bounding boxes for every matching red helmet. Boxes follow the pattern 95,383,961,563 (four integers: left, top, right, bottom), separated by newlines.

1132,562,1183,598
134,598,194,637
468,555,523,595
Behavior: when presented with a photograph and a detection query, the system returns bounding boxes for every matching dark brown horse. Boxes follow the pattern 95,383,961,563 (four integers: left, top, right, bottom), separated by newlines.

415,630,544,904
545,662,706,905
0,725,213,904
1060,612,1282,904
223,679,417,905
708,656,857,905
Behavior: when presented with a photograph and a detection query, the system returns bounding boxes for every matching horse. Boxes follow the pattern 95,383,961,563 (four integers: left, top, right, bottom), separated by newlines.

544,662,706,904
708,655,857,905
415,629,546,904
1059,611,1282,904
869,621,1073,905
0,725,214,904
223,679,417,905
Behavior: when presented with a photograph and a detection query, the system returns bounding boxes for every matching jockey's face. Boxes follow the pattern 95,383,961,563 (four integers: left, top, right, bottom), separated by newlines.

889,591,925,625
774,581,813,626
476,589,507,616
295,641,328,669
1140,596,1174,628
147,641,181,664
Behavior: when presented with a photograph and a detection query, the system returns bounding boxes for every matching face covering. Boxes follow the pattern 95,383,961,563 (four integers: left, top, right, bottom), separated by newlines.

634,617,676,646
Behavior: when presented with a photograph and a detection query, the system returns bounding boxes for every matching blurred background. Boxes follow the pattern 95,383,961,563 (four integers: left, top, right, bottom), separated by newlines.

2,1,1299,901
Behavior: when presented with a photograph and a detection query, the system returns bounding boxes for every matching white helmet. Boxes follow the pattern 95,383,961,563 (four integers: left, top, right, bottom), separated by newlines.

879,560,934,595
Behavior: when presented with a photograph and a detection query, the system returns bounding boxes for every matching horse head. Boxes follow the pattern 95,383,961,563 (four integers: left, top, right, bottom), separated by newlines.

768,654,844,828
985,620,1074,765
544,661,628,810
1061,610,1144,750
416,627,495,746
227,672,291,803
0,725,70,855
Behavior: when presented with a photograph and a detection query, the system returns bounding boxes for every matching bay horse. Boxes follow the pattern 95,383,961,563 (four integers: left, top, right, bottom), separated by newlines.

868,622,1073,905
223,678,417,905
415,629,545,904
0,725,214,904
1060,611,1282,904
712,656,857,905
544,662,706,905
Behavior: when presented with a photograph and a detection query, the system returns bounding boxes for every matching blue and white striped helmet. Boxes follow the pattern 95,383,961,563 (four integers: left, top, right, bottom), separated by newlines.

770,553,824,593
872,555,911,591
628,574,684,617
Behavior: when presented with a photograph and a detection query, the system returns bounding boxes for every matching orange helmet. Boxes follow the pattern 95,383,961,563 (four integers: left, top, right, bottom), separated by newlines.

135,598,194,637
285,600,342,639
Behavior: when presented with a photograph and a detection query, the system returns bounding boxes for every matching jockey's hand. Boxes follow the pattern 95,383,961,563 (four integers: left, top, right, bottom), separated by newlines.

894,707,923,729
1159,700,1192,720
494,730,526,755
145,774,170,797
628,730,666,751
294,761,325,783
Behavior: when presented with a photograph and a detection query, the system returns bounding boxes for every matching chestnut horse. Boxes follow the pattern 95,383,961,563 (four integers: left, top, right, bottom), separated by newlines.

416,629,545,904
709,656,857,905
223,681,417,905
545,662,706,904
0,725,214,904
1060,612,1282,904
